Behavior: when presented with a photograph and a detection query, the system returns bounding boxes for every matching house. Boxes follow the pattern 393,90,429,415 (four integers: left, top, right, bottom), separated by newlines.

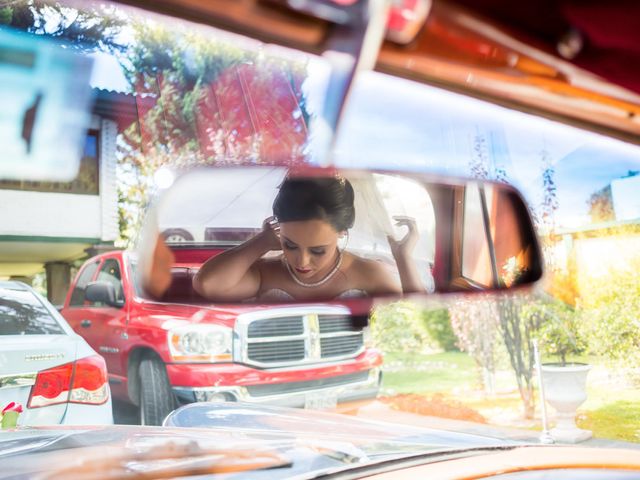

0,89,138,304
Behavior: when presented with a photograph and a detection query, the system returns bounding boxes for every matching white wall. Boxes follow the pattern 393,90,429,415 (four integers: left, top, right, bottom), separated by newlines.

0,118,119,242
0,190,102,238
612,175,640,221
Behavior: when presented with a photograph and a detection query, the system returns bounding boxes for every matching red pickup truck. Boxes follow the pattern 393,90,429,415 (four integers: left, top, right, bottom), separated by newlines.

61,248,382,425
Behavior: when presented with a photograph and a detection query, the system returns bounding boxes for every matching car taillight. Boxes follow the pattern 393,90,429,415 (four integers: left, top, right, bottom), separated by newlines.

70,355,109,405
28,355,108,409
28,363,74,408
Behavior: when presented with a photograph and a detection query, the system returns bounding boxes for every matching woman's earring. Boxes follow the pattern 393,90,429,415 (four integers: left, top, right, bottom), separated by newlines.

338,231,349,253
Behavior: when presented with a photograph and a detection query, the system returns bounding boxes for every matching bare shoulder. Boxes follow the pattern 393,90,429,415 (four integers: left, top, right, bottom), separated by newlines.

347,254,401,294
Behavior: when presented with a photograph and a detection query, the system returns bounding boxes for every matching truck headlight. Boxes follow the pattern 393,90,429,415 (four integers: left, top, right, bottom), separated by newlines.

168,325,232,362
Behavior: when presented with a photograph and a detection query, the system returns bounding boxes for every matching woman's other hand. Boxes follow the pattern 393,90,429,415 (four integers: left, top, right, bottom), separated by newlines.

387,215,418,260
387,216,425,294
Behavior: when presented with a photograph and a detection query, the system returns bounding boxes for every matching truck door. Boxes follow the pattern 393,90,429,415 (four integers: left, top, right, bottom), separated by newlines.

64,257,129,378
85,257,129,378
63,258,101,334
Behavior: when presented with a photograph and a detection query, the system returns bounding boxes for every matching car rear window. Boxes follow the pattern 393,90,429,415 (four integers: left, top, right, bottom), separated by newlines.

0,287,65,335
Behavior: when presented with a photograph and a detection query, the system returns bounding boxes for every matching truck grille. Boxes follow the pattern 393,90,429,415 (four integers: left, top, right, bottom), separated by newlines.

248,317,305,338
236,306,365,368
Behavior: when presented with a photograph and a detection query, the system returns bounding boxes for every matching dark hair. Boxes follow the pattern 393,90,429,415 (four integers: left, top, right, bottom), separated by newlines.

273,177,355,231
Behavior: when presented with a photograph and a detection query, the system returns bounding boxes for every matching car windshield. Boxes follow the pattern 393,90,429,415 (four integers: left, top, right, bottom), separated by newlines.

1,0,640,477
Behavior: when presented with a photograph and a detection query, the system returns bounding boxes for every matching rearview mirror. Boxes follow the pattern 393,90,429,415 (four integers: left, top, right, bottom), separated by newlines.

136,166,542,304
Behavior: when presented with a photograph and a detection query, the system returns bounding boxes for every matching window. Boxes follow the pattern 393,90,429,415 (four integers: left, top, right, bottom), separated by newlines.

0,287,65,335
96,258,125,305
69,260,99,306
462,183,493,287
0,131,99,194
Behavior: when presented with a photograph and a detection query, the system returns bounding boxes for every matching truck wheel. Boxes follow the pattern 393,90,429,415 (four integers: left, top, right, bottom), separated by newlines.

138,357,175,426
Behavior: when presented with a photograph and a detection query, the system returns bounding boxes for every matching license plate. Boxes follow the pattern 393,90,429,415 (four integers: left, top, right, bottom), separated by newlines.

304,392,337,410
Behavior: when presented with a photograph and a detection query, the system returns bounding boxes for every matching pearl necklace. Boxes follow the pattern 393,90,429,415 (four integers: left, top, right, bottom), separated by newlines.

284,251,343,288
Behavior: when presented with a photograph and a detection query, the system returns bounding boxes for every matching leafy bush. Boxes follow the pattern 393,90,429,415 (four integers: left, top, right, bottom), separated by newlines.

370,302,432,354
421,308,458,352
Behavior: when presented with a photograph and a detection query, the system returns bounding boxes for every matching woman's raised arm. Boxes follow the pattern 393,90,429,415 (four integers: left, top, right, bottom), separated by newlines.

193,217,281,301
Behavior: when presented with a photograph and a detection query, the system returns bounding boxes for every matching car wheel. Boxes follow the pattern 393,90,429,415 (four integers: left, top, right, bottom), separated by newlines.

138,356,175,426
161,228,194,243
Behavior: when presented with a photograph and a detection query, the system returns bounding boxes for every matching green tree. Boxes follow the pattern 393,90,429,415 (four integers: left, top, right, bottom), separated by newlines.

0,0,126,53
580,259,640,382
370,302,432,354
113,19,311,245
521,297,585,365
422,308,458,352
587,184,615,223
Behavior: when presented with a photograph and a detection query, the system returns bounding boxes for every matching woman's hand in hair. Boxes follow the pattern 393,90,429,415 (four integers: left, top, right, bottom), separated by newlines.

259,216,282,252
387,216,425,294
387,216,418,260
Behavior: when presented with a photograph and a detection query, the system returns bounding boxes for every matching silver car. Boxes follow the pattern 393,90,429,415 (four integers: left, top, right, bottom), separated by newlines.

0,281,113,426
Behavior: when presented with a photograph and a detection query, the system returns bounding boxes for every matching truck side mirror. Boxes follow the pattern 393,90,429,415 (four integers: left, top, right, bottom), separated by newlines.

86,281,124,308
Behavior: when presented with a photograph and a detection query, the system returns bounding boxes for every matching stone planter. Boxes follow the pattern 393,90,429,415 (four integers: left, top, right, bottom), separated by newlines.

541,362,591,443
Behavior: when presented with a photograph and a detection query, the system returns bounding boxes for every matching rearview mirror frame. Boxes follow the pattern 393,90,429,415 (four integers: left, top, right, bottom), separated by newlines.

136,166,543,304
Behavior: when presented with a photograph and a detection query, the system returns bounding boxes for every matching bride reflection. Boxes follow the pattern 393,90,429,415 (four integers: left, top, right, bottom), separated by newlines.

192,175,427,302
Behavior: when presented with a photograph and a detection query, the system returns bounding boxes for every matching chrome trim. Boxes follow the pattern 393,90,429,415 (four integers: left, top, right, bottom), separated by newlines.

234,305,365,369
319,331,362,338
306,313,321,361
0,373,37,390
246,334,307,344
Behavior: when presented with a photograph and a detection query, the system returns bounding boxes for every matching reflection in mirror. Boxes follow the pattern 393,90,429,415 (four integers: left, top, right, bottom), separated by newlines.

137,167,542,304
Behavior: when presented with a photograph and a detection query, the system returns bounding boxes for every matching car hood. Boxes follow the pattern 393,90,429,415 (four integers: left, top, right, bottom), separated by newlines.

0,403,519,479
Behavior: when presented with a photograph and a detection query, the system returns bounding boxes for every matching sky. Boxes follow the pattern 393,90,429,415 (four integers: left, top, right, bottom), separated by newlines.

335,71,640,228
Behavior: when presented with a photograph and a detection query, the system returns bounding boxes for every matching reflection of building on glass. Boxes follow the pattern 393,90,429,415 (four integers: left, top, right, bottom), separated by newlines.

0,132,100,194
0,87,138,305
610,172,640,222
0,28,93,181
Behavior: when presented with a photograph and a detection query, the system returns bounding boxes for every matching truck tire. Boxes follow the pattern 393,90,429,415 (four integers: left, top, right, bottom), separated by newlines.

138,357,175,426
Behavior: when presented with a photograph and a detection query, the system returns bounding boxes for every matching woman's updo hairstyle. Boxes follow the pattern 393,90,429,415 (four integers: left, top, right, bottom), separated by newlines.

273,176,355,232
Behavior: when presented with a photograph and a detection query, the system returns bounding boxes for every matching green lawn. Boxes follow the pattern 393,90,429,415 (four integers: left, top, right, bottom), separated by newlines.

579,389,640,443
381,351,640,443
381,351,477,393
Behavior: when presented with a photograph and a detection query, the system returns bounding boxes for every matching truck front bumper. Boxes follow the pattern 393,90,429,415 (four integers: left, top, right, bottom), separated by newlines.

167,350,382,409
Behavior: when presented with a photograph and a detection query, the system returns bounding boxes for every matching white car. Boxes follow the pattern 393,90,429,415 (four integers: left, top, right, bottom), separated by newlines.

0,281,113,426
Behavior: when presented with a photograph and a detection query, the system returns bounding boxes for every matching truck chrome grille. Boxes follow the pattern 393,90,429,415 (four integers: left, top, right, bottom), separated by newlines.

319,315,359,333
247,339,305,363
236,306,365,368
247,317,304,338
320,335,363,357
